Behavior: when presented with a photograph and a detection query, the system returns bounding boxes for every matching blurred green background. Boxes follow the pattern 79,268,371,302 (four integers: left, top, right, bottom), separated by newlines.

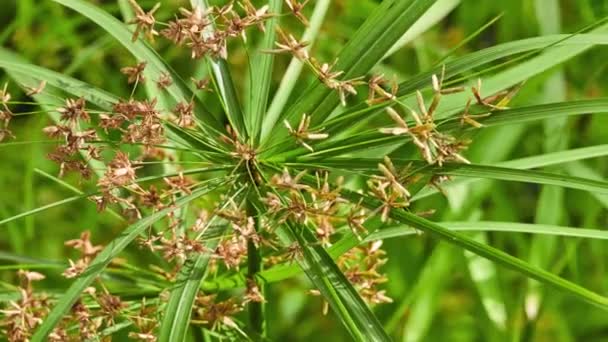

1,0,608,340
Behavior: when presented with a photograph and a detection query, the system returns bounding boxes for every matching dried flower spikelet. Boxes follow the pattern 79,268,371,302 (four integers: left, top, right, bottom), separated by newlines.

379,107,409,135
0,270,50,342
174,101,196,128
0,82,11,105
368,178,409,222
192,293,243,330
121,61,147,84
25,80,47,96
18,270,46,284
220,125,256,161
128,298,158,341
156,72,173,89
191,77,212,91
244,278,265,304
346,202,368,239
338,241,392,305
128,0,160,42
0,84,15,141
98,151,139,190
164,172,194,195
57,97,90,126
215,235,248,270
377,156,411,198
367,74,398,105
285,113,328,151
286,0,311,26
266,27,310,60
192,210,209,232
240,0,272,33
63,231,103,278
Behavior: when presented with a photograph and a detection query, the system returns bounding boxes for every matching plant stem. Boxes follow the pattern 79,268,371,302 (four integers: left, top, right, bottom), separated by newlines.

246,202,265,338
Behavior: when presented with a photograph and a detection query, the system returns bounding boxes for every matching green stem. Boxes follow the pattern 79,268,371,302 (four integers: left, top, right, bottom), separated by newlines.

246,201,265,338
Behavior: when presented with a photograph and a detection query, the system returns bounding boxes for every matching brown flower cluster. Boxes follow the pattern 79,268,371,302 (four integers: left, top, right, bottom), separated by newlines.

127,298,158,341
139,1,275,60
43,97,99,179
0,83,14,142
284,113,328,151
268,28,365,106
213,200,273,271
0,271,49,342
337,240,392,305
89,95,172,215
138,203,209,263
367,74,399,105
264,169,360,246
220,125,256,162
380,69,470,166
461,78,524,128
368,157,412,222
47,286,129,341
192,293,243,331
63,231,104,278
109,97,165,151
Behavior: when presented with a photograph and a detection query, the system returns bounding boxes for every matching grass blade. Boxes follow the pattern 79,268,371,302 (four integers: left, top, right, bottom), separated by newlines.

289,159,608,194
276,222,390,341
246,0,282,143
414,144,608,200
566,162,608,208
525,0,568,321
367,221,608,241
0,49,118,110
261,0,331,142
400,244,454,341
158,251,219,342
385,0,461,57
439,99,608,131
383,210,608,311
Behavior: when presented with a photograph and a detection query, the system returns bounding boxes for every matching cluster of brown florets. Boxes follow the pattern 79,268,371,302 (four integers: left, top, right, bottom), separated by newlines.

380,68,470,167
380,69,521,168
43,97,99,179
129,0,276,60
337,240,392,304
48,287,127,341
0,269,126,342
268,27,366,106
284,113,329,152
62,230,104,278
138,205,210,264
263,169,374,246
0,83,14,142
40,71,199,217
367,157,413,222
0,271,49,342
310,240,391,313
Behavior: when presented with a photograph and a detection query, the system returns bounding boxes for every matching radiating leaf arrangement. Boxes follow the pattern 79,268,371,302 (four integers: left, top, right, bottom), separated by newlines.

1,0,608,340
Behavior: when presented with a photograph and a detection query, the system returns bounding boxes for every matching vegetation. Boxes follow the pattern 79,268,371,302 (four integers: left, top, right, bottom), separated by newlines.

1,0,608,340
